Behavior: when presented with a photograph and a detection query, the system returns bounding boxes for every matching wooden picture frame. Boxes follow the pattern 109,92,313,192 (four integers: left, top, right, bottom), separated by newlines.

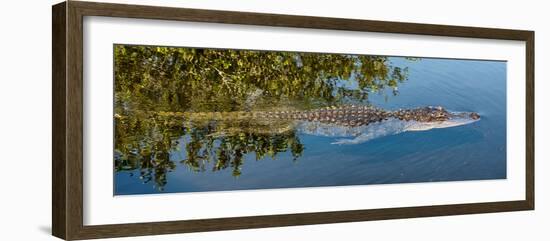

52,1,534,240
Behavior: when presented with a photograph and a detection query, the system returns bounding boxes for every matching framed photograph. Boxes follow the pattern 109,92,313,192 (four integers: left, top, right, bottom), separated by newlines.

52,1,534,240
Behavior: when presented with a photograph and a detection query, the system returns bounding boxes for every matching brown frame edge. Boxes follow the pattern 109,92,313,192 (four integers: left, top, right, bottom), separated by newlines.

52,1,535,240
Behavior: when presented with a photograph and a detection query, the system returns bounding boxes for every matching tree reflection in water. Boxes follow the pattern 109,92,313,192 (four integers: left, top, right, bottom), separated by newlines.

114,45,414,191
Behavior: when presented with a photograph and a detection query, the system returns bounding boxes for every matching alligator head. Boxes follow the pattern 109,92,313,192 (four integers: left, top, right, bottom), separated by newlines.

400,107,481,132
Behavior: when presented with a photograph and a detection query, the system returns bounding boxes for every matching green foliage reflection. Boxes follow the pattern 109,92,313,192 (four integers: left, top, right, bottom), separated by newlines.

114,45,412,191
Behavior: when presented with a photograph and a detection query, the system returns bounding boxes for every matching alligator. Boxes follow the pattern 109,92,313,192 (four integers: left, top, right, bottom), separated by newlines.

121,105,481,144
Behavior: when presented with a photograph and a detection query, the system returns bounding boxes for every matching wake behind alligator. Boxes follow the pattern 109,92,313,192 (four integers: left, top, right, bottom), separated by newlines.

127,105,480,145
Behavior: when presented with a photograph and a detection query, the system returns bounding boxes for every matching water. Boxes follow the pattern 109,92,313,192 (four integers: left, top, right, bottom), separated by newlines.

114,57,506,195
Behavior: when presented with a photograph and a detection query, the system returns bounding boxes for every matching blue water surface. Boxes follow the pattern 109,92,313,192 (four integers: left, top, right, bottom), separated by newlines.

115,57,506,195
